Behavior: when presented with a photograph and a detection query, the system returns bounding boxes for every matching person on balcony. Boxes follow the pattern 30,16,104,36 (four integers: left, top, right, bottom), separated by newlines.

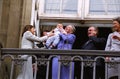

52,25,76,79
81,26,106,79
17,25,54,79
36,30,50,49
45,23,64,49
82,26,106,50
105,17,120,79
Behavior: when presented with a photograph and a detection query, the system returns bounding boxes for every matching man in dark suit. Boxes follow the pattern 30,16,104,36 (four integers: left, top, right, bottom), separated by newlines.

82,26,106,79
82,26,106,50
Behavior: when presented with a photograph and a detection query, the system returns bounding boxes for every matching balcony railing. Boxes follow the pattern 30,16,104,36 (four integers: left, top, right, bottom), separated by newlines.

0,48,120,79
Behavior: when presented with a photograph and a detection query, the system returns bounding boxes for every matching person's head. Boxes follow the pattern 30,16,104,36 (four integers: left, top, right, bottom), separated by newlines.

56,23,63,29
42,30,49,36
112,17,120,32
88,26,98,37
22,25,35,36
65,25,76,34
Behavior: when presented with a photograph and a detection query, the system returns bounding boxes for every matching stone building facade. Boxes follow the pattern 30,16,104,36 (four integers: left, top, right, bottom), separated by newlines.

0,0,33,48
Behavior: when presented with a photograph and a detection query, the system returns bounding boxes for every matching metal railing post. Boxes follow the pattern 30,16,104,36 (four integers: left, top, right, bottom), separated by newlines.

10,60,14,79
46,61,49,79
93,60,96,79
81,61,84,79
58,57,61,79
69,62,73,79
105,62,108,79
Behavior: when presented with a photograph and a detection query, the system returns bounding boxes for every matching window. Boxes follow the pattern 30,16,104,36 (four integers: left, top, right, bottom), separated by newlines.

44,0,78,14
89,0,120,15
38,0,120,19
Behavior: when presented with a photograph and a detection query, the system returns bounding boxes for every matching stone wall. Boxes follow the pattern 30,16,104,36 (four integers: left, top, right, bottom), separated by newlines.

0,0,33,48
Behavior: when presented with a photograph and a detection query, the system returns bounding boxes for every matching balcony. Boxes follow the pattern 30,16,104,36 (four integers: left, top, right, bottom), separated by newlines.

0,48,120,79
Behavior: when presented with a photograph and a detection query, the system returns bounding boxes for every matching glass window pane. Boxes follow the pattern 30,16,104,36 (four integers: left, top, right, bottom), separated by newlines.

45,0,60,14
44,0,78,14
62,0,78,14
89,0,105,15
89,0,120,15
107,0,120,15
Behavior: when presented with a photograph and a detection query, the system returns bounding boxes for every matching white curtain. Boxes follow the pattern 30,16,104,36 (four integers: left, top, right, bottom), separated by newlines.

45,0,60,14
45,0,78,14
90,0,105,15
62,0,78,14
90,0,120,15
106,0,120,15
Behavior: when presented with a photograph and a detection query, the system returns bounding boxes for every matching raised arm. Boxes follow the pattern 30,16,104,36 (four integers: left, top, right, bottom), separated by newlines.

25,31,48,42
60,34,76,44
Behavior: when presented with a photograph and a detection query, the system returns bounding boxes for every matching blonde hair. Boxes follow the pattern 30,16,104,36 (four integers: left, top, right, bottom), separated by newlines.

67,25,76,33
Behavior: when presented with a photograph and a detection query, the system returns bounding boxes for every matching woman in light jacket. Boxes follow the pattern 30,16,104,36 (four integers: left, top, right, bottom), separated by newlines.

105,17,120,79
17,25,53,79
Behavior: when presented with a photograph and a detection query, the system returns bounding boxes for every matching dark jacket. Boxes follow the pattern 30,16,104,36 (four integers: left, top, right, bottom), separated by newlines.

82,36,106,66
82,36,106,50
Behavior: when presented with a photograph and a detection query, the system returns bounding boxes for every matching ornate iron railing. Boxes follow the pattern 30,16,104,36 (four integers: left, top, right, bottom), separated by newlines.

0,48,120,79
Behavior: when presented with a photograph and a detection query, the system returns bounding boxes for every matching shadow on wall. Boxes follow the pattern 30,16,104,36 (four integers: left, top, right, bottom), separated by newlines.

0,42,3,48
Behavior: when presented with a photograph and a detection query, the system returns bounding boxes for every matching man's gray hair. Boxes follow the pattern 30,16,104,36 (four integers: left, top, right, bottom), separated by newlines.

89,26,99,35
68,25,76,33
